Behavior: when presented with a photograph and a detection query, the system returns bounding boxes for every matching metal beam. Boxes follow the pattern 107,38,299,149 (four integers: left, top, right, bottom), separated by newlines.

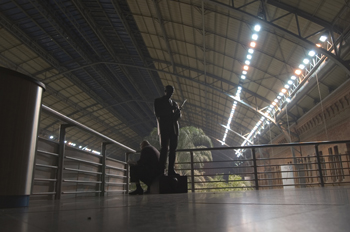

203,0,350,74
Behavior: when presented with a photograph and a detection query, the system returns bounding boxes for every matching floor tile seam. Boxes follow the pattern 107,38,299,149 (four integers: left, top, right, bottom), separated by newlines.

2,205,132,215
222,205,338,230
190,201,346,206
4,214,50,232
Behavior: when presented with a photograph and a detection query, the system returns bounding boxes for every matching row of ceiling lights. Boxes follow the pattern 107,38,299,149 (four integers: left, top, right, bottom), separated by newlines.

220,24,330,154
221,24,261,145
49,135,101,154
239,34,329,151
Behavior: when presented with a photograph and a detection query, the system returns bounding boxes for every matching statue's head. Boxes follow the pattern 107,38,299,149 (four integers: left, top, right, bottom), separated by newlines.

164,85,174,98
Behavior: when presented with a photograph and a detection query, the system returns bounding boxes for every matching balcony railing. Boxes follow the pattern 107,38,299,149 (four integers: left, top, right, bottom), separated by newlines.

127,140,350,192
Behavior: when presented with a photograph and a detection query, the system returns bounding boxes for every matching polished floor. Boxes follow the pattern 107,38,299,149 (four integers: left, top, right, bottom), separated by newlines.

1,186,350,232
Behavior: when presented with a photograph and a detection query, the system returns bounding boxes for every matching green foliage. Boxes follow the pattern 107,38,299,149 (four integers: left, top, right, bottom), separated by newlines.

197,174,253,192
144,126,213,176
144,126,252,192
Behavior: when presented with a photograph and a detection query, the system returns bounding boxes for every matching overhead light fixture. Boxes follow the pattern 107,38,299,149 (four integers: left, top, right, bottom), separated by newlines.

247,54,252,60
274,99,278,102
242,71,247,75
286,98,291,102
295,69,302,75
243,65,249,70
281,88,287,93
308,50,316,57
272,102,276,105
288,80,293,85
250,42,256,48
252,34,258,40
291,75,297,80
245,60,250,65
49,135,54,139
248,48,254,54
254,24,261,32
241,75,246,79
277,96,281,99
319,35,327,42
316,43,322,47
303,58,310,64
284,84,290,89
299,64,305,69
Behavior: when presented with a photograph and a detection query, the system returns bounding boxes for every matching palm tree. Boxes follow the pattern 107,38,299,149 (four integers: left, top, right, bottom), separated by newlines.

144,126,213,188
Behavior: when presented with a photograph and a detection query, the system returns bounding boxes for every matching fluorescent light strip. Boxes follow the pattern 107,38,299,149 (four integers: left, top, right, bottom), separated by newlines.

237,34,333,154
221,24,261,145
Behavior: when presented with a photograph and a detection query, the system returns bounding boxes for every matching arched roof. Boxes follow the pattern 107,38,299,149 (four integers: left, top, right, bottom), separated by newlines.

1,0,350,154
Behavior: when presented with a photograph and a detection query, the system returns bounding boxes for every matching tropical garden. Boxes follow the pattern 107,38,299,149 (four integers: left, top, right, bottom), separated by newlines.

144,126,252,192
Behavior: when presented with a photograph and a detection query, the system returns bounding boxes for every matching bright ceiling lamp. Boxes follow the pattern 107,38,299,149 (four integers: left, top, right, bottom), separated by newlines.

252,34,258,40
250,42,256,48
243,65,249,70
247,54,252,59
248,48,254,54
254,24,261,32
272,101,277,105
299,64,305,69
288,80,293,85
241,75,246,79
286,97,291,102
281,88,287,93
308,50,316,57
303,58,310,64
274,99,278,102
245,60,250,65
295,69,302,75
242,71,247,75
284,84,289,89
277,95,281,99
319,35,327,42
316,44,322,47
291,75,297,80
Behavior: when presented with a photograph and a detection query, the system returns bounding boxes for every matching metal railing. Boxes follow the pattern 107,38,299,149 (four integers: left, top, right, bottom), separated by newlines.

31,105,135,199
128,140,350,192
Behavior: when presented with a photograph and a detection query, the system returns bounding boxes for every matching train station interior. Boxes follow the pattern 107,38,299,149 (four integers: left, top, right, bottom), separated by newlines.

1,0,350,231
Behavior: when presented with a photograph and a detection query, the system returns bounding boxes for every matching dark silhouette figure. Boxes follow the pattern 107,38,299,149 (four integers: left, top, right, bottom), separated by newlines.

154,85,181,176
129,140,160,195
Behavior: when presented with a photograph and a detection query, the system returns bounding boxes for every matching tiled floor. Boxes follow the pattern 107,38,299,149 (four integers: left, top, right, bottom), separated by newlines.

1,186,350,232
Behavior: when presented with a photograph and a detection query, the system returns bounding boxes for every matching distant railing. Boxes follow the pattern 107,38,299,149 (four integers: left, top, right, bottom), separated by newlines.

31,105,135,199
128,140,350,193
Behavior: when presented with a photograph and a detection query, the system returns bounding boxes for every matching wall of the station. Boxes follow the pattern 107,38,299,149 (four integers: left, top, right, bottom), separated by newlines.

256,80,350,188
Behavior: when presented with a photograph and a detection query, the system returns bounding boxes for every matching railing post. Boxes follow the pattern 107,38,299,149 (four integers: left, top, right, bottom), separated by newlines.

55,124,73,200
315,145,325,187
125,152,130,194
100,142,109,196
252,148,259,190
190,151,195,192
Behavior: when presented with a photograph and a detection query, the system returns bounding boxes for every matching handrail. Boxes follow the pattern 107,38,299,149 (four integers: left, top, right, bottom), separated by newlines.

42,105,136,153
175,140,350,153
65,156,102,166
64,167,102,175
37,150,59,156
32,106,134,198
159,139,350,192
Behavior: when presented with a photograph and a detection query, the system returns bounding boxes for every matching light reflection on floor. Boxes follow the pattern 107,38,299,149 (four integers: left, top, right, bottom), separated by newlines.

1,186,350,232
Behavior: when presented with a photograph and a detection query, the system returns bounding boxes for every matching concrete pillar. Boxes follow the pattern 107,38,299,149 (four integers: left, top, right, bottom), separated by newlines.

0,67,45,208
